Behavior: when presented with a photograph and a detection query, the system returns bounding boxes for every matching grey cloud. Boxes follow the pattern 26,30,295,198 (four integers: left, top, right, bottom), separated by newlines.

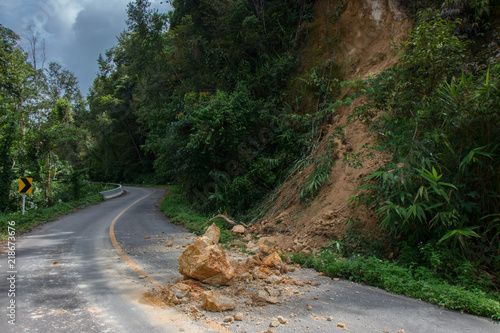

0,0,172,96
62,1,129,94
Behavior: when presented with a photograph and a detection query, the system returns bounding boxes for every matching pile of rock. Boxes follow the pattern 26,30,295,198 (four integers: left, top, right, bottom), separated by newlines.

160,223,290,312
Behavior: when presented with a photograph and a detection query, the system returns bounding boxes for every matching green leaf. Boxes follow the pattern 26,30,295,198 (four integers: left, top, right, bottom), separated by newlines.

438,226,481,245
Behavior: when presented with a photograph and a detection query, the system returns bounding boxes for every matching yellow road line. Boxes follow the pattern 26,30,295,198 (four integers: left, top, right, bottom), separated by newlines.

109,189,163,289
110,189,237,333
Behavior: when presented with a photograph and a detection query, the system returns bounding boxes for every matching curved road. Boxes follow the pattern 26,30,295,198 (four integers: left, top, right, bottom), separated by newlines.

0,186,498,332
0,187,206,333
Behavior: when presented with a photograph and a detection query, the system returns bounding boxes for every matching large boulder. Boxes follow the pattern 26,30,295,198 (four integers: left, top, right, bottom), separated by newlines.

177,236,235,286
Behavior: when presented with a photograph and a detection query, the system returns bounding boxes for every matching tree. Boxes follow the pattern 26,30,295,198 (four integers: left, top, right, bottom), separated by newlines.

0,25,34,211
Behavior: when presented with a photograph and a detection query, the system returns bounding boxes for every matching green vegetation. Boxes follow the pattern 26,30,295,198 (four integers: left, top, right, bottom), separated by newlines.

285,1,500,320
349,12,499,291
160,186,235,244
0,182,105,240
312,7,500,319
87,0,322,215
1,24,92,219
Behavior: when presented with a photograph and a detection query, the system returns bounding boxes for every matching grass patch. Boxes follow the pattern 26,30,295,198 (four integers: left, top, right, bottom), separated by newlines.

160,186,235,244
291,251,500,321
0,193,104,241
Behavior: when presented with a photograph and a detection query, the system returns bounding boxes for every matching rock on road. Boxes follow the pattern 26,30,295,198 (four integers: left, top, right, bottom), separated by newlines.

0,186,498,333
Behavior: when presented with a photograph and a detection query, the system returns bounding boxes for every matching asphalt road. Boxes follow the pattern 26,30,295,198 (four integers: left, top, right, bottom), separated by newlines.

0,187,207,333
0,186,498,333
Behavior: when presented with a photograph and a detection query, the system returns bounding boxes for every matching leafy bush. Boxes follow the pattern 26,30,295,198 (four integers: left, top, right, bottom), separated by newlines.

350,15,499,288
146,86,287,214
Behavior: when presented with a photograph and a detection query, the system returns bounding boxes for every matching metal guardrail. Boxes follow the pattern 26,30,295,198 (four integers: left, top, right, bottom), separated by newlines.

97,183,124,199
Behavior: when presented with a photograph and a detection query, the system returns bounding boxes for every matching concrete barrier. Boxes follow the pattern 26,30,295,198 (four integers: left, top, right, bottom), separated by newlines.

98,183,124,199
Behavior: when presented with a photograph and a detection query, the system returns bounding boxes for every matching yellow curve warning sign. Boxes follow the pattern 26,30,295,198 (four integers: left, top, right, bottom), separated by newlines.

19,177,33,194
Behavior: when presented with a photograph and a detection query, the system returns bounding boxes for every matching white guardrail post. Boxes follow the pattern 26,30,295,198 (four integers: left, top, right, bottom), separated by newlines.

97,183,124,199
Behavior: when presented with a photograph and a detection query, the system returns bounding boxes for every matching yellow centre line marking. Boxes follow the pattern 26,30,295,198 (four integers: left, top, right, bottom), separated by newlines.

109,189,238,333
109,189,163,289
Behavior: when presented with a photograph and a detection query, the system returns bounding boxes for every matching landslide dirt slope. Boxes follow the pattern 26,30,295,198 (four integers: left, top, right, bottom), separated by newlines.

249,0,412,252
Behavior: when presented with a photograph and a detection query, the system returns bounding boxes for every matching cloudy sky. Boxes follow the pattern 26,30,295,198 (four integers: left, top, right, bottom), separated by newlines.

0,0,172,95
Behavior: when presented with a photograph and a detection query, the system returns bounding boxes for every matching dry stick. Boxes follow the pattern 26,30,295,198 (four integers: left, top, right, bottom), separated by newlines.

203,214,249,228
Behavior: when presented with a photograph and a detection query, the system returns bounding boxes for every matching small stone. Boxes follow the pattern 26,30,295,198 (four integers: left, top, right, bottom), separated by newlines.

251,254,262,263
53,261,59,265
161,290,180,305
257,290,280,304
240,272,253,281
234,312,244,321
269,319,280,327
294,280,305,287
398,330,405,333
265,274,283,285
326,316,333,321
265,287,281,297
179,329,185,332
277,316,287,324
252,266,272,279
266,296,280,304
166,241,174,247
232,225,246,234
202,291,236,312
169,283,191,299
337,322,346,328
262,252,282,268
306,304,313,311
223,316,234,323
144,236,150,239
204,223,221,244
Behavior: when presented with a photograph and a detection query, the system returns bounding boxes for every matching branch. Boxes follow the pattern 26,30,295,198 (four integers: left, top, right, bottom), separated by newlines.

203,213,248,228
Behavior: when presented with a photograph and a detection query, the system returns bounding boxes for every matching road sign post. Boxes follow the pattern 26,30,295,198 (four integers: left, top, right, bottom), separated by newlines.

19,177,33,215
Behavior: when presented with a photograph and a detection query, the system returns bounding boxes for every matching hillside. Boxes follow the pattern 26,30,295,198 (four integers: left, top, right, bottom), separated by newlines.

249,0,412,253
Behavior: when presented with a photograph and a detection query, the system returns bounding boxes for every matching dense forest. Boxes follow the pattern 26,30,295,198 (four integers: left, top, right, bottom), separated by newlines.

0,24,90,210
85,0,319,215
1,0,499,318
